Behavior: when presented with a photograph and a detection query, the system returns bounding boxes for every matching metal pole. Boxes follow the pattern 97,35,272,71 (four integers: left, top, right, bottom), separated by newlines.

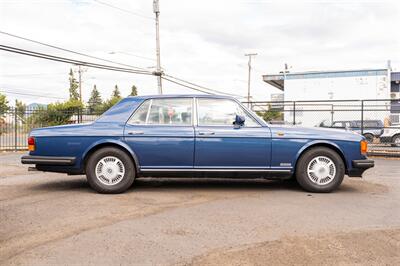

293,101,296,125
245,53,257,107
78,65,82,102
361,100,364,135
154,0,162,94
14,101,17,151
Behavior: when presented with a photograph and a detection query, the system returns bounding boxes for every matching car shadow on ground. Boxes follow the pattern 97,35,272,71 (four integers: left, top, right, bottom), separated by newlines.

27,176,369,194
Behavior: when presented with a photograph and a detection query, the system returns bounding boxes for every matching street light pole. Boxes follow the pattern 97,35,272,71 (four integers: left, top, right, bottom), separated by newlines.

245,53,257,107
153,0,162,94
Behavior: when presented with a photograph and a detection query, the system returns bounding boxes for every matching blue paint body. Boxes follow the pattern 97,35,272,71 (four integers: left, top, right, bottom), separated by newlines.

27,94,367,176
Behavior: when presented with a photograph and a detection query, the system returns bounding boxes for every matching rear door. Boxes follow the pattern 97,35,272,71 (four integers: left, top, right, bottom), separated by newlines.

124,97,194,169
194,98,271,169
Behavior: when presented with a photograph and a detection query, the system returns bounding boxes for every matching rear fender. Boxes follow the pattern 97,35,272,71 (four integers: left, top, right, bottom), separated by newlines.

81,139,140,170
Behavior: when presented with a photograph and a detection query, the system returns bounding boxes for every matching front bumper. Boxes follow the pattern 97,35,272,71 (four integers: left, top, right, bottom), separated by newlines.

348,159,374,177
21,155,76,166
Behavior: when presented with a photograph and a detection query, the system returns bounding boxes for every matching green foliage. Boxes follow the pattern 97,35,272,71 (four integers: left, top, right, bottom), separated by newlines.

99,85,122,113
69,68,80,100
0,93,9,117
256,105,283,122
15,100,26,119
28,99,84,126
130,85,138,96
87,85,103,113
112,85,121,98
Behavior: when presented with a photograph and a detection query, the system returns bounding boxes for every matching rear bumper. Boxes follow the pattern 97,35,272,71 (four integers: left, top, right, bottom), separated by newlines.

21,155,76,166
348,159,374,177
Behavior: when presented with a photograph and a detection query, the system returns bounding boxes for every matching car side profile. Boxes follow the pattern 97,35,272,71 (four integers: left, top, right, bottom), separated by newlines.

318,120,384,143
21,95,374,193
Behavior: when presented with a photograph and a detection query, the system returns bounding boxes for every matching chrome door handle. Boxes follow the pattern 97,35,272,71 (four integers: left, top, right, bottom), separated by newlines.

198,132,215,135
128,131,144,135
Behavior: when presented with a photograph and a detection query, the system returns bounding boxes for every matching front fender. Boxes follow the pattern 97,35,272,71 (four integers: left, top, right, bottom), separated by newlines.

294,140,348,170
81,139,140,170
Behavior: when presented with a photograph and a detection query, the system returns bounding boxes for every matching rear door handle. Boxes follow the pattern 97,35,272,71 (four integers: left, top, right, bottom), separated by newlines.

127,131,144,135
198,132,215,135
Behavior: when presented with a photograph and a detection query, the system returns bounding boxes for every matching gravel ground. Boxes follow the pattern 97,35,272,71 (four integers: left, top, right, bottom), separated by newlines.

0,152,399,265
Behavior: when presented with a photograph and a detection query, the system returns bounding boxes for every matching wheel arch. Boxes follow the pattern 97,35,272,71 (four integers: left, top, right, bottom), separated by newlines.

81,139,140,173
294,141,348,173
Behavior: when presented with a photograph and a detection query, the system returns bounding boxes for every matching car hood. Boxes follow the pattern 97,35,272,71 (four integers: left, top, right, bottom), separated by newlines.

269,124,364,141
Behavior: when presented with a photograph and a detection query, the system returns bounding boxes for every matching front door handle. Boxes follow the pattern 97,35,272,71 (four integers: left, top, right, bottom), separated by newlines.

198,132,215,135
127,131,144,135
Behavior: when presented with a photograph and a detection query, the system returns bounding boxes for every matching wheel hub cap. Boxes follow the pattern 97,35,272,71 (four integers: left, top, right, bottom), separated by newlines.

95,156,125,186
307,156,336,185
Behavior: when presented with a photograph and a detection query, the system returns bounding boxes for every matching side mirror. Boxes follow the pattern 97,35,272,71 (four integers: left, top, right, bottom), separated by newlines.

234,115,245,128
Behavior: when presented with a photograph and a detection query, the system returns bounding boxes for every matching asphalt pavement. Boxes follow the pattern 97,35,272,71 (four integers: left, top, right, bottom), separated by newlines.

1,152,399,265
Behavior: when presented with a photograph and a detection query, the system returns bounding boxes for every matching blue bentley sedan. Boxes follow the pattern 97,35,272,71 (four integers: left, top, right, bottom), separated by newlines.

21,95,374,193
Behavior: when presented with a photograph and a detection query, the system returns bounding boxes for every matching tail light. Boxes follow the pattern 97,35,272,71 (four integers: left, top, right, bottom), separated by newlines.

28,137,35,152
360,140,368,155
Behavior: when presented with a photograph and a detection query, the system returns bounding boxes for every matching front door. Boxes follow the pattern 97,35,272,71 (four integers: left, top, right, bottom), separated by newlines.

194,98,271,169
124,97,194,169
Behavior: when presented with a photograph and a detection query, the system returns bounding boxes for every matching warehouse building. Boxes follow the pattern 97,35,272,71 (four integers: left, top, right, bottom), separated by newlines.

263,67,400,126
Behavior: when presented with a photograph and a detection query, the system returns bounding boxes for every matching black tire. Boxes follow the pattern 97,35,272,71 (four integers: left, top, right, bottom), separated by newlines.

295,147,345,193
85,147,135,194
363,133,374,143
392,134,400,147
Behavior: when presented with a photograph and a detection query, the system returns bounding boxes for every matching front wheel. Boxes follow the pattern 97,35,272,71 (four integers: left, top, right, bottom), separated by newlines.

392,134,400,147
86,147,135,193
363,133,374,143
296,147,345,193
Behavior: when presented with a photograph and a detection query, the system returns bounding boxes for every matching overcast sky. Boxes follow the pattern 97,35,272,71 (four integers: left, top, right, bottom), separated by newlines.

1,0,399,105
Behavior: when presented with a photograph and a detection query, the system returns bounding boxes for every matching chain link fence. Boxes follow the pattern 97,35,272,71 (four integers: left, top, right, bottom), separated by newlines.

1,99,400,153
0,108,102,150
246,98,400,153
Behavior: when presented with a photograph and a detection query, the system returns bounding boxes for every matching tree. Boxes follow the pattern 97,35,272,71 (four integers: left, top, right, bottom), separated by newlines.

100,86,123,112
87,85,103,113
112,85,121,98
28,99,83,127
15,99,26,118
130,85,138,96
69,68,79,100
256,104,283,122
0,93,9,117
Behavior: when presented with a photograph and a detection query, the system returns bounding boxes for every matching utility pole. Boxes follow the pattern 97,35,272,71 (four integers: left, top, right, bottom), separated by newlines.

245,53,257,107
74,65,87,102
153,0,162,94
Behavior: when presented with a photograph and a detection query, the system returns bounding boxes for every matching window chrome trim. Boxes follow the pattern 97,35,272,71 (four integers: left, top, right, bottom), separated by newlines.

127,97,194,127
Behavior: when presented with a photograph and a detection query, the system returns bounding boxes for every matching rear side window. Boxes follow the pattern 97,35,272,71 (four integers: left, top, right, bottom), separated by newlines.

129,98,192,125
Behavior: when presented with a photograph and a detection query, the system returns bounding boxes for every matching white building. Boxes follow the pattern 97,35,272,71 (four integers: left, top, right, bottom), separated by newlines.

263,68,400,127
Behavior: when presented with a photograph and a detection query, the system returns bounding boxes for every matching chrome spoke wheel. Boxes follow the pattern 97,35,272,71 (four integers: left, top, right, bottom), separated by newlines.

307,156,336,185
95,156,125,186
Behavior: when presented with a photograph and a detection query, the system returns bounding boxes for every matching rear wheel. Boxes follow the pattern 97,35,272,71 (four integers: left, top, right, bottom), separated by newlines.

296,147,345,193
86,147,135,193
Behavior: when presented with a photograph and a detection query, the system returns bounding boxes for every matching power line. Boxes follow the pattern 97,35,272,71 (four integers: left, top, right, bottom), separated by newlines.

0,30,149,71
0,72,66,77
0,45,154,75
164,74,246,98
161,76,213,94
0,89,67,100
93,0,154,21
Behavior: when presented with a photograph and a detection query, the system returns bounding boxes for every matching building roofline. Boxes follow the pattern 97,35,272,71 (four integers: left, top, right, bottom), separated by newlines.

263,68,388,78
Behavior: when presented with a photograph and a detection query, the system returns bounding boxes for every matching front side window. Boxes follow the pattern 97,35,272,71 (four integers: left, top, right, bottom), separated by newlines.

129,98,192,125
197,98,259,127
